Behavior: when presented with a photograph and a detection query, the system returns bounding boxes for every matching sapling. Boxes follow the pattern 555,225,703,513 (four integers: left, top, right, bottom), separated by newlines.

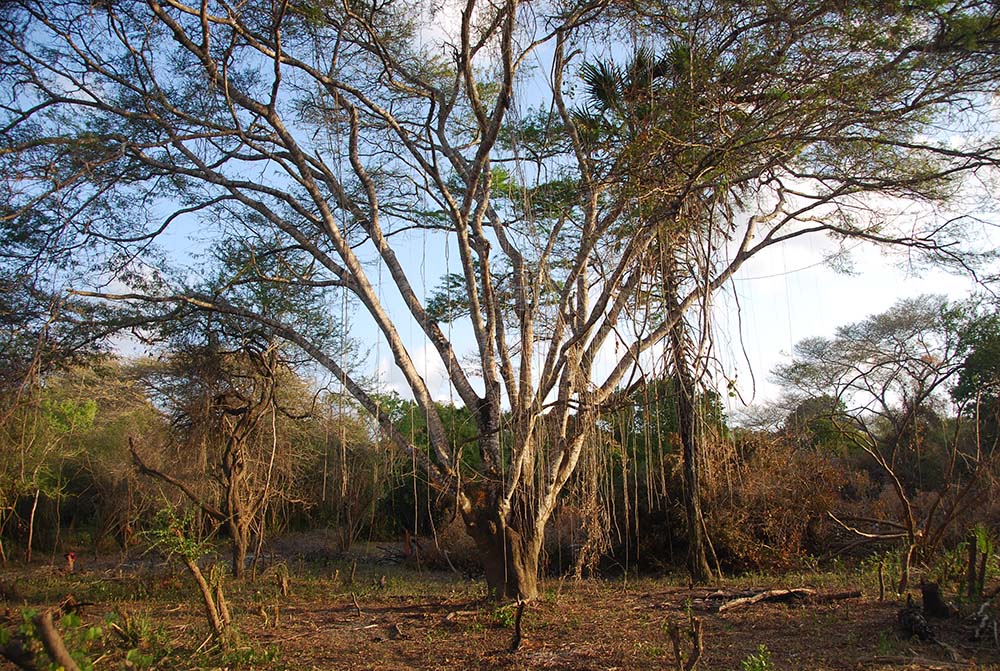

147,510,232,648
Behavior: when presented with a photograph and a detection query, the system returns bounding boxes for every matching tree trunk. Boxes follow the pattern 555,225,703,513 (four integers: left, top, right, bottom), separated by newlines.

230,522,249,580
898,540,916,594
665,255,713,585
967,530,979,598
678,380,713,584
472,523,541,601
461,486,542,601
25,488,40,564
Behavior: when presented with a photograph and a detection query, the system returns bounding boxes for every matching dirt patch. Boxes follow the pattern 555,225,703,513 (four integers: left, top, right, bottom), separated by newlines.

245,584,1000,670
2,558,998,670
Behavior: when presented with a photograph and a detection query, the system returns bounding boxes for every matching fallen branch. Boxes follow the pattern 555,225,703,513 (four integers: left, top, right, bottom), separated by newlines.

33,610,80,671
442,610,480,624
181,554,228,644
860,655,967,669
2,599,91,671
717,588,860,613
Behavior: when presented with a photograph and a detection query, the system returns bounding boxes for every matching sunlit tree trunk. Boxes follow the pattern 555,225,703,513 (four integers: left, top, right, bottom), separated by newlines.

664,252,713,584
462,487,542,600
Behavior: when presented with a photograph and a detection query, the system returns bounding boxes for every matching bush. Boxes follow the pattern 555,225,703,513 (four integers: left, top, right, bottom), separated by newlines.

707,432,870,571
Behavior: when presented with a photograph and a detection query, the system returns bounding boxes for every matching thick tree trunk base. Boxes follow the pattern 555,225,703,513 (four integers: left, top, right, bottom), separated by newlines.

462,499,541,601
473,529,540,601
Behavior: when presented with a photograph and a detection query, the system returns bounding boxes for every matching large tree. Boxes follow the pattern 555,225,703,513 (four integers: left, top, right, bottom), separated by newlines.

2,0,999,596
773,295,993,591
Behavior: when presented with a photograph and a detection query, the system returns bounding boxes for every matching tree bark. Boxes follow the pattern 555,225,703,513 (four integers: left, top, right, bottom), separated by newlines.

461,485,541,600
678,380,712,584
230,528,248,580
666,255,713,584
474,526,540,601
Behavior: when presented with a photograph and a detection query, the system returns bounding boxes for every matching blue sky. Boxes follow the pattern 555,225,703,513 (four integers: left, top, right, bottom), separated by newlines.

714,232,995,420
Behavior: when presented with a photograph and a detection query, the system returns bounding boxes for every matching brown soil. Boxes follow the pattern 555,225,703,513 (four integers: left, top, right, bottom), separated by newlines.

259,583,1000,671
2,555,999,671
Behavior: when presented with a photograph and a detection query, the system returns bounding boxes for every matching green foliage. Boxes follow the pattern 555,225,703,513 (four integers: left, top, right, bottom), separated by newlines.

200,233,345,354
59,612,103,671
951,300,1000,452
489,604,517,628
972,522,996,556
877,630,894,656
498,107,570,163
211,643,282,667
107,608,172,669
741,644,774,671
611,375,728,451
426,270,475,323
933,541,970,590
40,397,97,434
946,524,1000,594
783,395,858,456
774,295,962,478
951,301,1000,405
146,508,211,562
371,393,480,535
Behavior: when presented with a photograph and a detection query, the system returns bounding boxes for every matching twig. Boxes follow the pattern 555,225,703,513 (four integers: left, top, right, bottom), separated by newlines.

878,561,886,602
827,512,908,539
441,550,460,576
351,591,363,617
194,633,213,654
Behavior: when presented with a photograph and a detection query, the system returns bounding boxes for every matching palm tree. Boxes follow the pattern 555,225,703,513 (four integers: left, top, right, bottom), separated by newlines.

574,44,718,583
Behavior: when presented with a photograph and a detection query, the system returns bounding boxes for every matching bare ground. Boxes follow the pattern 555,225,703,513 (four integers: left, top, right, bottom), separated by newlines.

257,582,1000,670
2,550,999,671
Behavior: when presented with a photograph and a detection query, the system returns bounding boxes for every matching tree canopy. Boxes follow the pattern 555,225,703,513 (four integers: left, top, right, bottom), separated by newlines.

2,0,1000,596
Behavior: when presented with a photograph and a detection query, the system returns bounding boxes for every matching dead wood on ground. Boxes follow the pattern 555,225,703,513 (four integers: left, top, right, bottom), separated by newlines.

715,588,861,613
